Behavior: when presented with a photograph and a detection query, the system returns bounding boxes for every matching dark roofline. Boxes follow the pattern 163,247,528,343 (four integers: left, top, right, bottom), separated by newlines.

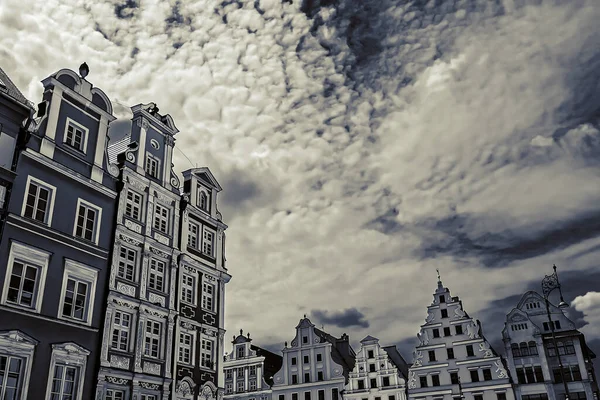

0,67,31,109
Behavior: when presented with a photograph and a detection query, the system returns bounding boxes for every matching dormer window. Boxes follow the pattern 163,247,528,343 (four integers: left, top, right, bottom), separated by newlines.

145,153,160,179
64,118,88,153
198,187,210,212
237,345,244,359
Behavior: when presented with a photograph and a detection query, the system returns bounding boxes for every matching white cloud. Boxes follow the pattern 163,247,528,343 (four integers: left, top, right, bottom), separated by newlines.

572,292,600,340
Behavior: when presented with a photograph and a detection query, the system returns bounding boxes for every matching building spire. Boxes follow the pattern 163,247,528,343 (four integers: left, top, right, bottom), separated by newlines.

436,268,444,289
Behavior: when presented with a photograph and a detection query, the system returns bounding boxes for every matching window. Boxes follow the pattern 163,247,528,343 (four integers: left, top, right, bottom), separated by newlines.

49,364,79,399
305,393,310,400
534,366,544,382
564,340,575,355
431,374,440,386
370,378,377,388
304,355,309,364
201,339,214,369
44,342,89,400
125,190,143,220
181,274,196,305
22,177,55,225
546,342,556,357
466,345,474,357
112,311,132,351
332,389,339,400
2,242,51,313
316,353,322,362
455,325,463,335
304,373,310,383
292,357,297,365
529,341,539,355
303,336,308,344
447,348,455,359
201,282,214,311
419,376,427,388
198,189,209,211
179,333,193,364
497,394,507,400
226,370,233,380
520,342,530,356
74,199,101,243
64,119,87,152
105,391,125,400
525,366,535,383
483,368,492,381
145,153,159,178
444,327,451,336
249,380,257,391
357,380,365,389
382,376,390,386
428,350,436,362
148,259,165,292
144,320,162,358
58,260,97,324
511,343,521,358
474,396,483,400
0,355,24,400
292,375,298,384
516,367,526,384
470,370,479,382
441,309,448,318
555,320,561,329
317,371,323,381
450,372,459,385
368,350,374,358
432,329,440,338
188,222,199,249
388,396,395,400
292,394,298,400
369,363,376,372
279,395,284,400
237,380,244,392
237,346,244,359
118,246,137,282
202,228,214,256
522,396,550,400
153,204,169,234
249,365,256,376
318,390,325,400
439,295,445,303
237,368,244,378
141,395,157,400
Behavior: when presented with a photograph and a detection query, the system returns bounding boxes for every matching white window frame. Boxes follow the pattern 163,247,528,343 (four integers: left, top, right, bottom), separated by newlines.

188,222,199,249
111,309,134,352
21,175,57,226
181,273,197,306
153,203,170,234
197,186,209,212
201,280,214,312
225,383,233,394
145,153,160,179
73,198,102,244
202,227,215,257
0,330,37,400
178,330,196,366
105,388,126,400
237,379,245,392
125,190,143,221
63,117,89,153
57,259,98,326
144,319,163,359
148,258,165,292
117,245,138,282
1,241,50,313
44,342,89,400
200,336,215,370
141,394,158,400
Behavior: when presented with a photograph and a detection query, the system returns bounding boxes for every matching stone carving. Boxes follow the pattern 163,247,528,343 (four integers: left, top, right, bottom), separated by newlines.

314,337,320,343
202,328,218,337
124,141,139,163
478,342,494,358
154,232,169,245
202,313,215,325
165,135,175,147
510,314,527,322
467,320,481,339
408,371,417,389
106,376,129,385
124,219,142,234
183,265,198,274
181,321,195,330
332,368,342,377
140,382,160,390
154,190,173,205
119,234,142,247
454,305,467,319
417,328,430,346
110,355,130,369
411,350,423,367
141,119,149,130
176,380,193,396
143,362,161,375
425,311,435,323
150,247,170,259
150,139,160,149
149,292,165,307
494,360,508,378
113,299,137,309
141,306,168,318
290,339,297,347
170,166,181,189
107,162,120,177
201,384,215,400
217,389,224,400
116,282,136,297
127,175,146,192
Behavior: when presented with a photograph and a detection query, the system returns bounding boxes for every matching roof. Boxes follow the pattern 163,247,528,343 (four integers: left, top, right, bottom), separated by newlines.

107,135,132,164
360,335,379,343
383,345,410,379
0,66,30,108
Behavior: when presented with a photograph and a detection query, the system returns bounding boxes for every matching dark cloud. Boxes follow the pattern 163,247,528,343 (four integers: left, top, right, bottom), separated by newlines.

114,0,138,20
311,307,370,329
108,119,132,143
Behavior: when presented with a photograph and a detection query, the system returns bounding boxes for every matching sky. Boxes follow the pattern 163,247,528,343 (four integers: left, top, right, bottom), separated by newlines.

2,0,600,372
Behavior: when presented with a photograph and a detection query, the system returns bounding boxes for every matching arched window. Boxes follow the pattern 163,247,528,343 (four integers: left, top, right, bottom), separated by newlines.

528,341,538,355
511,343,521,358
519,342,530,357
198,190,209,212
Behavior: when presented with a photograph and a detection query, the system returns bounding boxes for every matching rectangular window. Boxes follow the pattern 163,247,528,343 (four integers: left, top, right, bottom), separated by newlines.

291,357,297,365
450,372,459,385
201,339,213,369
74,200,100,243
201,282,214,311
188,222,199,249
148,259,165,291
64,120,86,151
525,367,536,383
153,204,169,234
144,320,162,358
181,274,196,305
249,380,257,391
474,396,483,400
431,374,440,386
279,396,285,400
332,389,338,400
470,370,479,382
466,345,474,357
441,309,448,318
23,178,54,224
179,333,193,364
357,380,365,390
292,394,298,400
105,389,125,400
237,368,244,378
317,371,323,381
226,384,233,394
226,370,233,379
61,277,89,321
444,327,451,336
388,397,395,400
516,367,526,384
368,350,374,358
145,154,159,178
304,373,310,383
50,364,79,399
292,375,298,384
111,311,132,351
141,395,157,400
0,355,23,400
439,295,445,303
237,346,244,358
249,366,257,376
304,355,310,364
237,380,244,392
534,366,544,382
447,348,455,359
303,336,308,344
370,378,377,388
202,228,214,256
497,394,507,400
369,363,376,372
6,261,40,309
125,190,142,220
305,392,310,400
318,390,325,400
419,376,427,388
316,353,322,362
432,329,440,338
483,368,492,381
382,376,390,387
118,246,137,282
428,350,436,362
455,324,463,335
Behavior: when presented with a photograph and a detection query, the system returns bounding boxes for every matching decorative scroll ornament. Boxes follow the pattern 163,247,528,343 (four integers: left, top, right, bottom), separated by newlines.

106,376,129,385
466,320,481,339
417,329,430,346
495,360,508,378
408,371,417,389
170,165,181,188
176,380,193,396
110,355,130,369
165,135,175,147
124,141,139,163
541,268,560,297
412,350,423,367
510,314,527,322
290,338,297,347
478,342,494,358
425,311,435,323
119,234,142,247
149,247,170,259
140,382,161,390
454,305,466,319
127,176,147,192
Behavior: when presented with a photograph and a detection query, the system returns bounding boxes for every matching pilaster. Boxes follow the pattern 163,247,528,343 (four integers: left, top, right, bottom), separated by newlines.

137,118,148,174
140,250,149,299
134,312,147,373
101,306,114,366
92,114,109,183
40,85,63,158
165,314,175,378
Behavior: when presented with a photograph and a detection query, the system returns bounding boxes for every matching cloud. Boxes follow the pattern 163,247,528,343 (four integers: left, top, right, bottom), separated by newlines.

572,292,600,340
312,308,370,329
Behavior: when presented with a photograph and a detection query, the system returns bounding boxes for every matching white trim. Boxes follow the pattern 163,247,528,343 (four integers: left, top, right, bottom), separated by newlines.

0,330,38,400
153,203,170,235
200,334,216,370
0,305,98,331
180,272,198,306
22,150,117,198
21,175,57,226
143,317,163,359
1,241,51,313
61,97,100,122
145,152,160,179
201,226,215,257
44,342,90,400
201,276,215,312
111,308,136,352
72,198,103,245
408,363,449,372
63,117,90,153
178,329,196,366
57,259,98,326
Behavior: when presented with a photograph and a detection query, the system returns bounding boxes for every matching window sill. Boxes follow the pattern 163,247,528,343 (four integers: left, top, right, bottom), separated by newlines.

2,301,38,314
62,142,87,157
180,300,198,308
58,314,92,327
73,235,99,246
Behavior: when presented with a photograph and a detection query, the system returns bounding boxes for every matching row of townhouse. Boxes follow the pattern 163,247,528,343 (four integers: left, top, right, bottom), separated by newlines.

0,64,230,400
222,278,599,400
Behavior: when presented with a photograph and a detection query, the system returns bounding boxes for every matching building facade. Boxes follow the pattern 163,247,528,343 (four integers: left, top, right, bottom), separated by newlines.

407,277,515,400
503,291,599,400
172,167,231,399
0,64,120,400
223,330,283,400
344,335,409,400
271,317,356,400
95,102,183,399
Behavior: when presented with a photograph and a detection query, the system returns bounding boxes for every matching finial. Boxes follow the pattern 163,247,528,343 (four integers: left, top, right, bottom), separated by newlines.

436,268,441,282
285,341,288,347
247,332,250,338
304,314,307,319
240,329,243,336
79,62,89,79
